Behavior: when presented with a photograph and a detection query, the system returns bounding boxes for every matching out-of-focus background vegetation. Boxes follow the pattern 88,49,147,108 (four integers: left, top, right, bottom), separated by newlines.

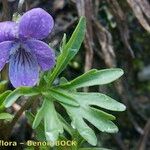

0,0,150,150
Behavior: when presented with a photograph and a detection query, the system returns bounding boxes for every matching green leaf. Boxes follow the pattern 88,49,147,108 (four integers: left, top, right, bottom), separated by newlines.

4,87,40,108
32,100,47,129
72,92,126,112
0,113,13,120
0,90,12,106
60,77,68,85
48,17,86,84
26,112,46,141
60,33,67,52
44,99,63,142
60,68,124,89
32,99,65,143
43,88,79,107
71,116,97,146
53,88,125,112
57,113,74,136
0,90,12,112
53,88,125,146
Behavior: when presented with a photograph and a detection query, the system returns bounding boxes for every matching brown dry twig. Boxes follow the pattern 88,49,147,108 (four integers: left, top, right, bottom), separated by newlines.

76,0,94,72
137,119,150,150
1,0,11,21
107,0,135,58
93,17,116,68
127,0,150,32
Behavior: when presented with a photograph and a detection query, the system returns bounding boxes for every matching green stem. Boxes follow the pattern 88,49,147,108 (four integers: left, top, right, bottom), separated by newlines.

47,70,58,86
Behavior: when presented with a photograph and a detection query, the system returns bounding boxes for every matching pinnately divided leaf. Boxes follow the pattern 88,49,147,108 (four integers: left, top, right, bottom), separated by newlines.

60,68,124,89
52,88,126,146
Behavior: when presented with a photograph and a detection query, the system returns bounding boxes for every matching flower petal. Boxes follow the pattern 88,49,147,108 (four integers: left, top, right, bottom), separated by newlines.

9,48,39,88
25,39,55,71
0,21,18,42
19,8,54,40
0,41,14,71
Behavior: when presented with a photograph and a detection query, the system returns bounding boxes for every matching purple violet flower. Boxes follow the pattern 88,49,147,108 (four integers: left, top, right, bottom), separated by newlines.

0,8,55,88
